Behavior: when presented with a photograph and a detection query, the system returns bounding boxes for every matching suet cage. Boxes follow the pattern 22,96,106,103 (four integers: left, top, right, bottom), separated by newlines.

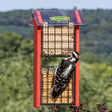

30,10,85,108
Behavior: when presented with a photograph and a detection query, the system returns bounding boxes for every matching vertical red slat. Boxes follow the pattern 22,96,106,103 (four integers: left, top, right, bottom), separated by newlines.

35,11,43,25
33,19,41,108
74,10,82,24
75,25,80,107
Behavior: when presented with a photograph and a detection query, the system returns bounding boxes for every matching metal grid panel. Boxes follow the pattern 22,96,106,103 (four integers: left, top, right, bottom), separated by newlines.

41,26,75,57
41,66,75,105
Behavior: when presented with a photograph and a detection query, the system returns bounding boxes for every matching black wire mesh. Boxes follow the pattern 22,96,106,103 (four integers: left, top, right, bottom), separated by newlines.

41,66,75,105
41,25,76,105
41,26,76,57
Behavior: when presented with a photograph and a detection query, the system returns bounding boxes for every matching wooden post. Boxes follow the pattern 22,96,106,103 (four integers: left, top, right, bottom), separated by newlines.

75,25,80,107
33,19,41,108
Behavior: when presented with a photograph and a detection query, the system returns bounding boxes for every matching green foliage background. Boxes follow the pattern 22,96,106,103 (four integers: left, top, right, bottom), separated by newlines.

0,9,112,111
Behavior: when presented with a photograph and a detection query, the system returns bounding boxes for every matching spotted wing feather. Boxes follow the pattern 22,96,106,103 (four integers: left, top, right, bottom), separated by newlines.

50,58,74,101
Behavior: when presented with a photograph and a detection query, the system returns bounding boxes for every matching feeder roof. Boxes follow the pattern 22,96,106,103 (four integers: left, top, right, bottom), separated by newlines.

31,10,85,26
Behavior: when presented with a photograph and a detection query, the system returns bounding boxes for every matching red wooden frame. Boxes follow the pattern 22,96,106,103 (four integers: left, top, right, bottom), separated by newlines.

33,10,81,108
35,11,43,24
33,19,41,108
75,25,80,107
33,11,43,108
74,10,82,24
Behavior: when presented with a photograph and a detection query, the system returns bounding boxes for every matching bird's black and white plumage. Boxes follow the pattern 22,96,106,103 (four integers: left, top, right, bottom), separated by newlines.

50,51,80,101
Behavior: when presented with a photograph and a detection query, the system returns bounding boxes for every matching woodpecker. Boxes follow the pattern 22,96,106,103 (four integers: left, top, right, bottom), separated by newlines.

50,51,80,101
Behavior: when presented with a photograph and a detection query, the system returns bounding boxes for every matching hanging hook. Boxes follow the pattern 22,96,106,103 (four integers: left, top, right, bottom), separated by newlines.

34,0,41,10
33,0,78,10
72,0,78,9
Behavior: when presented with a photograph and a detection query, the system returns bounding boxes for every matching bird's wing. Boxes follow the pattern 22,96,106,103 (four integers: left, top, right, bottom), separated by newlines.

51,58,74,100
58,59,66,68
55,59,66,75
61,64,73,78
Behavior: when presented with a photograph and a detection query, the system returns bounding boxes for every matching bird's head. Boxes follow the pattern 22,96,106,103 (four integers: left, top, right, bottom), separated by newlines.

71,51,80,61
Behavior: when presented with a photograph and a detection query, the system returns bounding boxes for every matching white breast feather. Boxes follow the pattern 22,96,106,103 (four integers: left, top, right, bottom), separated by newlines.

62,64,72,78
55,67,57,75
70,58,76,62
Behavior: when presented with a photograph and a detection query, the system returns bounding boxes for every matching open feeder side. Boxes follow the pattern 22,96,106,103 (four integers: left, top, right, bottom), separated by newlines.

31,10,85,108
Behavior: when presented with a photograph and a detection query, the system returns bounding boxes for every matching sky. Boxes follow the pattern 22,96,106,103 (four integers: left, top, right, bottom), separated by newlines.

0,0,112,12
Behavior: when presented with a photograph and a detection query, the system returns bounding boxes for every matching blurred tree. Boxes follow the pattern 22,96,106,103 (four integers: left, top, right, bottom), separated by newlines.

80,62,112,111
0,32,112,111
80,52,99,63
0,32,22,59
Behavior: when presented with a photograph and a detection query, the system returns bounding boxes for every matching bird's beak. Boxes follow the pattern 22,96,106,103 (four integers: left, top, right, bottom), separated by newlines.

76,55,79,59
76,55,80,59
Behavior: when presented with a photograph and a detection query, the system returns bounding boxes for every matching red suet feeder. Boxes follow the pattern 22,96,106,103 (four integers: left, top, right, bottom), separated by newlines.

30,10,85,108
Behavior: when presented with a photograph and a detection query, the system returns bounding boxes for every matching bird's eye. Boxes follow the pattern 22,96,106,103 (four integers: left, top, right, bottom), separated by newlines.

72,53,75,57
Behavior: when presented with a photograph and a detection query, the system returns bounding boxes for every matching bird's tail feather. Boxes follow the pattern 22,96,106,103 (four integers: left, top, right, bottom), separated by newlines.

50,86,62,101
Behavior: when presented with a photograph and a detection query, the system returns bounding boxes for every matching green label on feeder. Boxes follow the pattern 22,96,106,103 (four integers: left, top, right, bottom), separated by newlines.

50,16,70,21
